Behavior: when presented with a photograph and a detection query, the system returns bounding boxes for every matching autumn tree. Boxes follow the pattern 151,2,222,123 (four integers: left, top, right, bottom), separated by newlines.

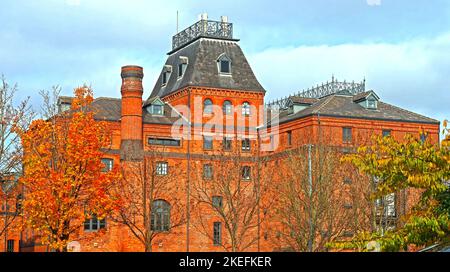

331,128,450,251
191,143,270,252
111,147,186,252
0,76,33,249
17,86,120,252
270,141,366,252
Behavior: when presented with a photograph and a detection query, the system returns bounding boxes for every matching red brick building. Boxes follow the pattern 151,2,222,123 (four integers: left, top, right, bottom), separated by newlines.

3,16,440,252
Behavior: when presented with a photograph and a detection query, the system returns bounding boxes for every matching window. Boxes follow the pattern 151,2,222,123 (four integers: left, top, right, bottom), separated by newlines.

212,196,223,209
242,138,251,151
220,59,230,73
162,71,170,85
203,136,213,150
382,130,391,137
203,164,213,180
84,215,106,231
223,137,232,151
343,127,352,143
375,193,396,217
242,102,251,116
101,158,113,172
367,98,377,109
7,240,14,252
420,132,428,143
156,162,168,176
217,54,231,74
343,178,352,185
242,166,251,181
178,64,184,77
162,65,172,85
213,222,222,245
223,100,232,115
151,105,164,115
203,99,213,114
344,203,353,209
151,200,170,232
162,72,168,85
148,137,181,147
287,131,292,146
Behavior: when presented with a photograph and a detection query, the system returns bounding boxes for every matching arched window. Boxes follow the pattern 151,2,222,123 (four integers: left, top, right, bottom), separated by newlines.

242,102,251,116
223,100,232,115
151,200,170,232
204,98,213,114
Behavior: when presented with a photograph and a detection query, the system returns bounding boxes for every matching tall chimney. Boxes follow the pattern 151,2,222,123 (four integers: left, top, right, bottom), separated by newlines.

120,65,144,161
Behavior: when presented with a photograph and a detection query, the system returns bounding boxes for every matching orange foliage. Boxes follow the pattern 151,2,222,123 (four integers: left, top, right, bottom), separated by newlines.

17,86,121,251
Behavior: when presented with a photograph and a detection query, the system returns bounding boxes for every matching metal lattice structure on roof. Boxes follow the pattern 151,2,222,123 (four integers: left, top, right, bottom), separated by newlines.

266,77,366,110
172,19,234,51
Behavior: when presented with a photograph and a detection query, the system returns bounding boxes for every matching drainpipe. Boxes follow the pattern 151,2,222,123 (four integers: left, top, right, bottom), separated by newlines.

307,144,313,252
186,87,192,252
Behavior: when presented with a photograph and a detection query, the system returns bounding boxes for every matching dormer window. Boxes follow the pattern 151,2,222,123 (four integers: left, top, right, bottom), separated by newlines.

217,54,231,74
146,97,165,116
162,65,172,86
353,91,380,110
151,105,164,115
178,56,188,78
367,98,377,109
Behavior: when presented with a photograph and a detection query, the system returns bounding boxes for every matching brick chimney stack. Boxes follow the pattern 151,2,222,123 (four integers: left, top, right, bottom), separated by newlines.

120,65,144,161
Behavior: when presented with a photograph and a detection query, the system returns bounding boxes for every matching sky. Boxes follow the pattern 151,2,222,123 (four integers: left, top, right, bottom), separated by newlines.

1,0,449,125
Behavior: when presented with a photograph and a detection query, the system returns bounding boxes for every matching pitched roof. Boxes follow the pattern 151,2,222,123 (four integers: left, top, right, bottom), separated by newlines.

145,38,265,105
273,93,439,125
91,97,184,125
352,90,379,103
289,96,319,105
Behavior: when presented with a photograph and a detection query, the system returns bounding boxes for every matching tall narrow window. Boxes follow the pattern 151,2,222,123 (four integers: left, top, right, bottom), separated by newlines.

101,158,113,172
7,240,14,252
217,54,231,74
213,222,222,245
242,102,251,116
242,166,251,181
178,57,188,78
420,132,428,143
223,100,232,115
212,196,223,209
223,137,232,151
204,99,213,114
162,72,168,85
162,65,172,85
203,136,213,150
203,164,213,180
343,127,352,143
287,131,292,146
156,162,168,176
242,138,251,151
151,200,170,232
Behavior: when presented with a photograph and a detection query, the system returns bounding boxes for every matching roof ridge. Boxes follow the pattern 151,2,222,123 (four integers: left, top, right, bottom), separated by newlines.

95,97,121,101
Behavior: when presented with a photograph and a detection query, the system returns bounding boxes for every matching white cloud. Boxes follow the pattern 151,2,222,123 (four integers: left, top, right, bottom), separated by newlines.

248,33,450,122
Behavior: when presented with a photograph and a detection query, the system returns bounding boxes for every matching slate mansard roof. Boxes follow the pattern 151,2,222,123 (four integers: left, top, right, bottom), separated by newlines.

145,38,265,105
274,92,439,125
